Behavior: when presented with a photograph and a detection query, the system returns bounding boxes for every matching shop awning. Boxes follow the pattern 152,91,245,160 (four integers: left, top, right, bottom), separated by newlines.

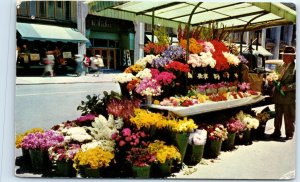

88,1,296,31
16,23,89,43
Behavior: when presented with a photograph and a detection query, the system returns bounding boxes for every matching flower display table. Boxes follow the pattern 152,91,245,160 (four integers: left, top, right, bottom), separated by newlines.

150,95,266,117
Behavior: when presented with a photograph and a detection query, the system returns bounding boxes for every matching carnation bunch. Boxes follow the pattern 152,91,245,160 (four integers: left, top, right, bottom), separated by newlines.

16,128,45,149
126,147,156,167
226,118,246,133
113,73,135,84
206,124,228,141
210,40,230,71
135,78,162,96
165,61,190,73
236,111,259,130
73,147,114,170
111,128,148,149
21,130,64,150
144,42,167,55
153,71,176,86
148,140,181,164
188,129,207,145
48,143,81,162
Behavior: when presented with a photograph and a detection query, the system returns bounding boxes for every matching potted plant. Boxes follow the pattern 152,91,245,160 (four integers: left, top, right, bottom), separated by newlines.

72,147,114,178
126,147,156,178
48,143,81,177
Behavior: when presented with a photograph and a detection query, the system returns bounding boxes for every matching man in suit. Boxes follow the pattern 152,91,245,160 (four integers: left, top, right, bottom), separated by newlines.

271,46,296,140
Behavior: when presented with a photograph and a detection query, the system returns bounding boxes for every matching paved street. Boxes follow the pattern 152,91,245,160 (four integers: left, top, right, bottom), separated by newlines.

14,76,296,180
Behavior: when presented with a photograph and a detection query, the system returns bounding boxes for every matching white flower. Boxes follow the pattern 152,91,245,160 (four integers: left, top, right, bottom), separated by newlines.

113,73,135,84
197,73,203,79
234,73,239,78
135,54,158,68
213,74,220,80
188,72,193,79
81,140,115,152
223,52,241,66
62,127,93,143
203,41,215,53
203,73,209,80
136,68,152,79
189,129,207,145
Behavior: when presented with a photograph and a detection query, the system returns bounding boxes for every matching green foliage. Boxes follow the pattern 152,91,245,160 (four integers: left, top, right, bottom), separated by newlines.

154,26,170,46
77,91,121,117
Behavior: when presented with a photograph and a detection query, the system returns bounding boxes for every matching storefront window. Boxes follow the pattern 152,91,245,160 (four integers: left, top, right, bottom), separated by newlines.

56,1,63,19
38,1,46,18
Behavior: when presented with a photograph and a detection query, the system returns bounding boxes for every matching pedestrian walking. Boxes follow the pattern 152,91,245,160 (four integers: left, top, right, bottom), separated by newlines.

75,54,84,76
42,54,55,77
83,54,91,76
93,55,104,77
270,46,296,140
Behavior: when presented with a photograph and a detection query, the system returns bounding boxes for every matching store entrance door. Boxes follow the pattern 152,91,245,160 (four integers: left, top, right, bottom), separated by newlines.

91,48,117,69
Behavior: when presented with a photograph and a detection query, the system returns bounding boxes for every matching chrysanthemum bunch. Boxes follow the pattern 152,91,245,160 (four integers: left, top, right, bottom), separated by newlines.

148,140,181,164
16,128,45,148
130,108,167,129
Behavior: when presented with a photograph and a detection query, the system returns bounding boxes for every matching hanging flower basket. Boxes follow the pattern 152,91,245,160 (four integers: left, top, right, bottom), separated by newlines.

132,165,151,178
222,132,236,151
184,144,205,165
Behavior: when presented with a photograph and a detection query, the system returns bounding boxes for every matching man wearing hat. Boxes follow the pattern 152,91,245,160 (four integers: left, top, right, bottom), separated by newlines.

271,46,296,140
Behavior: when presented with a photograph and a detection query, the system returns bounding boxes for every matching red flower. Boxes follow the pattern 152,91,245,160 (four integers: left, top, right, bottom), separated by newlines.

210,40,230,71
165,61,190,73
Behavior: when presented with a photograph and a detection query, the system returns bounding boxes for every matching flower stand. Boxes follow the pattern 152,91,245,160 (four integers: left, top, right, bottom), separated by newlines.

173,133,189,161
29,149,50,173
204,140,222,158
132,165,151,178
55,160,76,177
222,132,236,151
184,144,205,165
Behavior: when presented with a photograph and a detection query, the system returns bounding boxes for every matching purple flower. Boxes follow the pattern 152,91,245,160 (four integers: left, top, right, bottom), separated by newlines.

238,82,250,91
162,45,185,60
152,57,172,68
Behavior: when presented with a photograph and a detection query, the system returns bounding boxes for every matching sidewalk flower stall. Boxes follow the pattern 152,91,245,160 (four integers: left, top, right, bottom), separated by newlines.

15,1,296,178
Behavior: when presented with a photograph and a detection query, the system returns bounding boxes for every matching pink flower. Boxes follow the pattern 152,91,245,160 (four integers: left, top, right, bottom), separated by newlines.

238,82,250,91
122,128,131,137
119,140,126,147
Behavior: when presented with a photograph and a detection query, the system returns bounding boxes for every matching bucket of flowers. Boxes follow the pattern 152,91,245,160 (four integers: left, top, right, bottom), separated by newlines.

135,77,162,106
21,130,64,173
72,147,115,178
148,140,181,177
222,118,245,151
48,143,81,177
15,128,45,168
126,147,156,178
204,124,228,158
253,109,272,140
184,129,207,165
235,111,259,145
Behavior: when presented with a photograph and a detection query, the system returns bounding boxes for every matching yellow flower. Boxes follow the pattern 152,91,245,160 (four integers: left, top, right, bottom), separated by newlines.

153,100,160,105
167,117,198,133
73,147,114,170
124,64,144,74
130,109,168,129
148,140,181,164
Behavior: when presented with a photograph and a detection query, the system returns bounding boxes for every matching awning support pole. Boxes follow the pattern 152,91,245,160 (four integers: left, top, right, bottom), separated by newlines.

186,2,202,62
152,9,155,42
239,12,267,54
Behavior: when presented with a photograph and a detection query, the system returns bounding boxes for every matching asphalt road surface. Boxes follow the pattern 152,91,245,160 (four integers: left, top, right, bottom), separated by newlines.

15,82,120,134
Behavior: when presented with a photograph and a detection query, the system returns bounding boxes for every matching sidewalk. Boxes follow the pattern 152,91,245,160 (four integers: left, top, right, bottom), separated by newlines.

15,73,118,85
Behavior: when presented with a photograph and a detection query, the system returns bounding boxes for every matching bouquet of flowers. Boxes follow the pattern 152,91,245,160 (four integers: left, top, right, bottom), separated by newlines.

161,45,185,60
111,128,148,149
210,40,230,71
73,147,115,170
135,54,158,68
81,140,116,153
21,130,64,150
265,71,285,96
225,118,246,133
206,124,228,141
124,64,144,74
167,117,198,133
148,140,181,164
107,98,141,123
152,56,172,68
126,147,156,167
236,111,259,130
48,143,81,162
16,128,44,149
113,73,135,84
223,52,241,66
144,42,167,55
188,129,207,145
135,78,162,96
130,109,167,129
165,61,190,74
179,38,203,54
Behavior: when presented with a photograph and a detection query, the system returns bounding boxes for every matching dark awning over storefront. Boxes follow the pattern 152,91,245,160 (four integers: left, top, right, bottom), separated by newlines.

16,22,89,43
